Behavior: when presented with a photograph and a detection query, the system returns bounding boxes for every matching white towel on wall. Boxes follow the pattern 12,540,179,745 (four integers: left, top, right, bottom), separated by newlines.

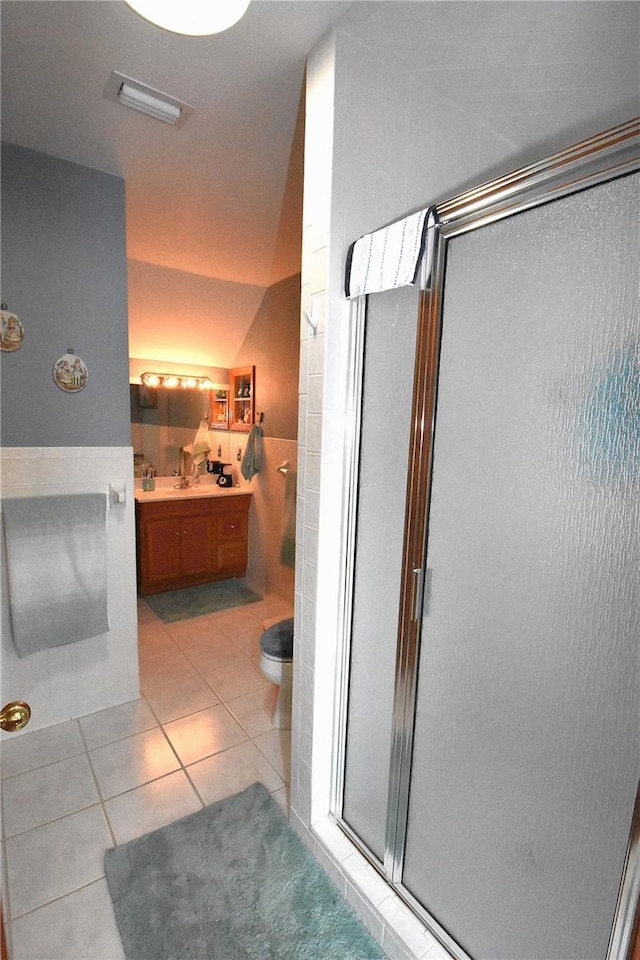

2,493,109,658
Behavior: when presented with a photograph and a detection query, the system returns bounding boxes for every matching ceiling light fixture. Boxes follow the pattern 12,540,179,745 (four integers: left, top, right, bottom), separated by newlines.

124,0,250,36
104,71,193,126
118,82,181,124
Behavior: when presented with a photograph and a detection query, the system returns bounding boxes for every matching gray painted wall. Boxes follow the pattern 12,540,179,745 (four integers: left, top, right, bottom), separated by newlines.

1,142,130,446
232,273,301,441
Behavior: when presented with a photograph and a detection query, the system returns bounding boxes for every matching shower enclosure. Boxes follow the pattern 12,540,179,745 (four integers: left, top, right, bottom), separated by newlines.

334,120,640,960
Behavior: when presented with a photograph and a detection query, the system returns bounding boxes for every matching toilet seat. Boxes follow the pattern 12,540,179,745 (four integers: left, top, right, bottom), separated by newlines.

259,617,293,661
260,648,292,666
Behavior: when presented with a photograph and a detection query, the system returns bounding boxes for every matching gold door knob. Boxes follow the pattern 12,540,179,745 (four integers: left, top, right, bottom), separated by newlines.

0,700,31,732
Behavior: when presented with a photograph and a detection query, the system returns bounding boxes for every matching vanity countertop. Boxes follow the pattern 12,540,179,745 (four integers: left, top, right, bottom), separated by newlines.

134,485,251,504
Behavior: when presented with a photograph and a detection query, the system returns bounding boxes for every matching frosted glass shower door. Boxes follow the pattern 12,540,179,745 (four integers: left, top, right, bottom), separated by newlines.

341,284,420,863
402,173,639,960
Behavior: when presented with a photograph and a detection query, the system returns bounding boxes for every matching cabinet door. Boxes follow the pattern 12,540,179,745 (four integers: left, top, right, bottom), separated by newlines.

215,508,249,575
180,515,215,577
216,540,248,576
143,516,182,587
217,511,248,543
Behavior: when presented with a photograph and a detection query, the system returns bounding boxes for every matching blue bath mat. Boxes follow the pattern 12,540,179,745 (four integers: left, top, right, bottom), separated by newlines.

105,781,387,959
143,578,262,623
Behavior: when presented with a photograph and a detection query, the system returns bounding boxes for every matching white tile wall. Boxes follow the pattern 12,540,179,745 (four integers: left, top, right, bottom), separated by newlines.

0,446,139,733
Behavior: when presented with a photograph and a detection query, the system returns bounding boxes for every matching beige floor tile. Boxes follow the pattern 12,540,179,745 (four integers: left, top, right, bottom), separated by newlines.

164,615,226,647
9,879,126,960
203,658,270,702
179,634,247,673
89,728,180,799
144,674,220,723
225,686,278,738
2,754,99,838
139,647,198,691
1,720,85,780
253,727,291,782
6,806,112,918
187,740,283,805
138,629,182,660
137,601,161,625
271,784,290,816
163,704,247,766
3,600,294,947
240,596,292,620
79,698,158,750
137,618,171,642
209,607,263,634
105,770,203,844
229,624,264,658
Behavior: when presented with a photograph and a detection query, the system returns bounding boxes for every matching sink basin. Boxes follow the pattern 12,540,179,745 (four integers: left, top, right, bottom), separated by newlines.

135,485,247,502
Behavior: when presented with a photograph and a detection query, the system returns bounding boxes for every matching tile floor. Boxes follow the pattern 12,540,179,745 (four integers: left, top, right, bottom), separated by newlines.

1,591,293,960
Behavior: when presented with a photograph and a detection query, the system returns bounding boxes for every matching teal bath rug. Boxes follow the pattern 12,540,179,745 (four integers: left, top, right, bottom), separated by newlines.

105,782,387,960
143,578,262,623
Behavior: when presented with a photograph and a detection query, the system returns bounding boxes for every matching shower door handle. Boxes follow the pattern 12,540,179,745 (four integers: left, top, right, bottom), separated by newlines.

410,568,424,622
410,568,432,622
0,700,31,732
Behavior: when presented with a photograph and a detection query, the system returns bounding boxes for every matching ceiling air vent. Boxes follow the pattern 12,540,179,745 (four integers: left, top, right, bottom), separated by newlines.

104,71,193,126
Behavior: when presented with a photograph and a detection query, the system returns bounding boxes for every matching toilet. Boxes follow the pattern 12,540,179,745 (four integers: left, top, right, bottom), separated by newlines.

259,616,294,729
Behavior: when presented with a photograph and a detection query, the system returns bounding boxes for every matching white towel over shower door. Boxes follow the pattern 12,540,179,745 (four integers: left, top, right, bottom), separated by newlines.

402,173,639,959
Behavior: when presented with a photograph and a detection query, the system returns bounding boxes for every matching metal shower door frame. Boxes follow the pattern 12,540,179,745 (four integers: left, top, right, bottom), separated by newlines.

333,117,640,960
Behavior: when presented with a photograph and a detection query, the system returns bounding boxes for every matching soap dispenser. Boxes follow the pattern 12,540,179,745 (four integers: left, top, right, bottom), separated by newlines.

142,465,156,491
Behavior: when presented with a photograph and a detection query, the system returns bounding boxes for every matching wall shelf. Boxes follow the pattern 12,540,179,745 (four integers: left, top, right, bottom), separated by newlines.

229,365,255,432
209,389,230,429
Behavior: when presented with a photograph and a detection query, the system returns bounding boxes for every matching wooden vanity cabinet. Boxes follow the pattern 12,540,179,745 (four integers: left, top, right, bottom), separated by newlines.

216,508,249,576
136,494,251,595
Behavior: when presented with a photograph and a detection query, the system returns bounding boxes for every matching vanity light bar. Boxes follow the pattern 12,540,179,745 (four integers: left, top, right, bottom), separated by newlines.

140,372,215,390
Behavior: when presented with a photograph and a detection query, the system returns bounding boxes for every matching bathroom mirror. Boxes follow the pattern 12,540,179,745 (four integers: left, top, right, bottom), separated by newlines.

130,384,230,477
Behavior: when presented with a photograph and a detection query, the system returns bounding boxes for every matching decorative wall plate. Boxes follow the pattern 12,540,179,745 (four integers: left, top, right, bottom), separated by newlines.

0,304,24,352
53,350,88,392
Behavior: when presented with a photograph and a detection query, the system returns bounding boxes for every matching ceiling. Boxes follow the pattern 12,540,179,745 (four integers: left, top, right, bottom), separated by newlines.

3,1,639,369
1,0,351,364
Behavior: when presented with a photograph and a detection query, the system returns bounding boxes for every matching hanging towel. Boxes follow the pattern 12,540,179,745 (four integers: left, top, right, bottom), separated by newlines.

2,494,109,658
345,206,434,299
184,419,211,467
241,424,263,481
